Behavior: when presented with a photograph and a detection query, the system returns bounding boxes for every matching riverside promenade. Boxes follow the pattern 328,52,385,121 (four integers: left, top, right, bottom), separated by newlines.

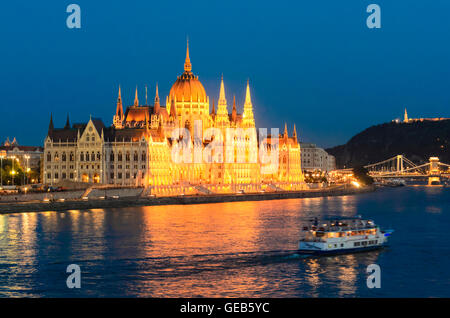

0,185,374,214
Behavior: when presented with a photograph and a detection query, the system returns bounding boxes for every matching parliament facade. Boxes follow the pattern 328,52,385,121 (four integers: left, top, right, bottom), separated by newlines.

43,43,304,195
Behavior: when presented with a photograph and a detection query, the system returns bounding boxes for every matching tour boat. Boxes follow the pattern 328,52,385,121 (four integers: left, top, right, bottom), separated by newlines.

298,216,393,255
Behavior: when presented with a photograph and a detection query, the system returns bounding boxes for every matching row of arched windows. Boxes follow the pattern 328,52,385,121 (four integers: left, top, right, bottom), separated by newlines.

80,152,101,162
47,152,75,162
109,151,146,162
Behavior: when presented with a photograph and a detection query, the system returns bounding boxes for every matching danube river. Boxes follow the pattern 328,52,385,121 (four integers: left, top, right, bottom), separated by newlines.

0,186,449,297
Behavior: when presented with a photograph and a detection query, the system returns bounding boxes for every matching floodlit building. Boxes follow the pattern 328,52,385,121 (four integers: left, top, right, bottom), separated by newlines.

300,143,335,173
0,137,43,170
43,42,305,194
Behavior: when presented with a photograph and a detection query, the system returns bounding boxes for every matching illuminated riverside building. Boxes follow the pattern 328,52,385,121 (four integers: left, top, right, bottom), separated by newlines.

43,43,304,195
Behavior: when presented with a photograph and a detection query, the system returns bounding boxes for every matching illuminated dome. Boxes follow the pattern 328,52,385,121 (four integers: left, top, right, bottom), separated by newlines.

169,42,207,103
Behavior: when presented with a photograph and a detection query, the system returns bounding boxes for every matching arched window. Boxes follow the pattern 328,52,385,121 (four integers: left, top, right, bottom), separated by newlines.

85,152,90,161
110,152,114,162
118,152,122,161
92,152,95,161
126,152,130,162
62,152,66,161
134,151,138,161
54,152,59,161
47,152,51,162
97,152,101,160
69,152,74,161
141,152,146,161
80,152,84,161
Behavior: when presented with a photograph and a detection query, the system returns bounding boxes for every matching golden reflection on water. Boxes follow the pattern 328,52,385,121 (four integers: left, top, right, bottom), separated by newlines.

0,195,369,297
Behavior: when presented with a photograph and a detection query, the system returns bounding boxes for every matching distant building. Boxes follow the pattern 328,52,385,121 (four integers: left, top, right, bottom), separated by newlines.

300,143,335,172
0,137,43,170
400,108,449,123
327,155,336,172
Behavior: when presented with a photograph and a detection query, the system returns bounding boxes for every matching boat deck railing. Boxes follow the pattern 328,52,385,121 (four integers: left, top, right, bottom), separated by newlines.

302,223,377,233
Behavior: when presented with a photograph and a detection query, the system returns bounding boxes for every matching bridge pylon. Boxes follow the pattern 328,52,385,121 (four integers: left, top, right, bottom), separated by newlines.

429,157,440,175
396,155,404,173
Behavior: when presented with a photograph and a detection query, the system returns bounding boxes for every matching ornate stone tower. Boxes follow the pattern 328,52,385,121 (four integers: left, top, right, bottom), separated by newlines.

113,85,124,129
215,75,230,127
242,80,255,128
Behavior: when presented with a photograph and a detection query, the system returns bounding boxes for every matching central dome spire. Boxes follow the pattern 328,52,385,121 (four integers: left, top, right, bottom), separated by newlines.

184,38,192,73
169,40,208,109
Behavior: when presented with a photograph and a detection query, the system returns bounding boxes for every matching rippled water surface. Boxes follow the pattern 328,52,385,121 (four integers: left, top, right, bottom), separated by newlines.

0,187,449,297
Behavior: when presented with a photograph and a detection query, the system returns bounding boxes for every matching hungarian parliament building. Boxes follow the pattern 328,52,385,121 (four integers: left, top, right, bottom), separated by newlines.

43,43,304,195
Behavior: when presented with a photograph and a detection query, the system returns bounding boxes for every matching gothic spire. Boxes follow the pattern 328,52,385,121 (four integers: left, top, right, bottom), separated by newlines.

219,74,226,104
242,79,255,127
154,83,160,114
245,79,252,105
216,74,229,126
48,113,54,134
284,123,288,139
184,38,192,72
116,85,124,117
65,114,70,129
134,86,139,106
113,85,124,129
145,84,148,105
293,124,297,143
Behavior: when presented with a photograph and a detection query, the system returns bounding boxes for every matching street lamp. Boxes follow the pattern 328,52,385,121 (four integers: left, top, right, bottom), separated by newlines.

11,156,15,186
24,155,30,185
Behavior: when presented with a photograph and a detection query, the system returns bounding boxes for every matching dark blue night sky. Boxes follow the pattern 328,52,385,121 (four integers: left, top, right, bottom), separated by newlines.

1,1,449,148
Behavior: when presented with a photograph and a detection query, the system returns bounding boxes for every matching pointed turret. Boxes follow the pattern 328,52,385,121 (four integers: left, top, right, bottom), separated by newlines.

219,74,226,104
154,83,160,114
113,85,124,129
232,95,237,122
242,79,255,127
48,113,54,134
293,124,298,143
134,86,139,106
64,114,71,129
216,74,230,126
404,108,409,123
283,123,288,139
184,38,192,73
245,79,252,105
